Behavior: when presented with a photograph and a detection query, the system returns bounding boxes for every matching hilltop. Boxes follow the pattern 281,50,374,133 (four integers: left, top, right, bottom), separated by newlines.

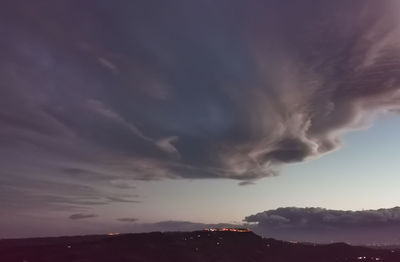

1,230,400,262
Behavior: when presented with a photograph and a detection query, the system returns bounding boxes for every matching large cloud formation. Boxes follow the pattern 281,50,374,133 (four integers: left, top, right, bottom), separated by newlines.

1,0,400,211
245,207,400,244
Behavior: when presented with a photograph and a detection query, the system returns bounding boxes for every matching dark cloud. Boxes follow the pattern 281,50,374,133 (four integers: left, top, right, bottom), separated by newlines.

69,213,98,220
117,218,138,223
245,207,400,244
107,196,140,203
0,176,107,212
238,181,256,186
0,174,139,214
109,179,136,189
1,0,400,212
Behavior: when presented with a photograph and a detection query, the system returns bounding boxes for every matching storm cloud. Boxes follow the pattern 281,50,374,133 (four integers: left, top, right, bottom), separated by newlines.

245,207,400,244
1,0,400,212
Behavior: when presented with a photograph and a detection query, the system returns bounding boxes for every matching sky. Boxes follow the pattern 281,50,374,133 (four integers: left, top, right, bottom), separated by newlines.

1,0,400,244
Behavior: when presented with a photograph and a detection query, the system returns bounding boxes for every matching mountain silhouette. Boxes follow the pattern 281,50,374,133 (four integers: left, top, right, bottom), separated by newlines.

1,230,399,262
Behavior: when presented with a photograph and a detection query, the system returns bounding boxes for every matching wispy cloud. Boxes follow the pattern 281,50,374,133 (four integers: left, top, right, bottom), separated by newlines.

69,213,98,220
117,218,138,223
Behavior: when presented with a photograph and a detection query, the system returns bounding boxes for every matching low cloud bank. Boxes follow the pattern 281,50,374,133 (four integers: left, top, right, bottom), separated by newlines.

245,207,400,244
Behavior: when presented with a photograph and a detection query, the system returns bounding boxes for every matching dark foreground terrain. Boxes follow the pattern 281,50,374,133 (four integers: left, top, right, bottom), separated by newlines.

1,231,400,262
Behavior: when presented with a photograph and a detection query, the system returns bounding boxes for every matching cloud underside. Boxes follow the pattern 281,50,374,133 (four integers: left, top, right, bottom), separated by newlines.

1,1,400,209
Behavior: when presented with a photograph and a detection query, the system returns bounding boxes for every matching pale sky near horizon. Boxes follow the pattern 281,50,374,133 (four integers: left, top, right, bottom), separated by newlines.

89,113,400,225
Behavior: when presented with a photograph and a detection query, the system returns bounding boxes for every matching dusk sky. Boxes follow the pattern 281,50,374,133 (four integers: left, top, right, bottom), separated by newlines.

1,0,400,244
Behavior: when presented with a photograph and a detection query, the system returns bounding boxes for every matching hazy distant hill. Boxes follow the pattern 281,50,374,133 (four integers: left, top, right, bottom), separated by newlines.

1,231,400,262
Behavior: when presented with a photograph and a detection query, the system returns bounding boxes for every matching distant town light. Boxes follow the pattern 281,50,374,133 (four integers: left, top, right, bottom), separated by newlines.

204,228,251,232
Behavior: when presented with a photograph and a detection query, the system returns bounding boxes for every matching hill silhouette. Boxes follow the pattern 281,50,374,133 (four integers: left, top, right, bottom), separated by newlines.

1,231,399,262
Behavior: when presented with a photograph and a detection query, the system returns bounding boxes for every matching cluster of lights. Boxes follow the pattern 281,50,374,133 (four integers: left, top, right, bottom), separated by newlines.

107,233,120,236
357,256,381,261
204,228,251,232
